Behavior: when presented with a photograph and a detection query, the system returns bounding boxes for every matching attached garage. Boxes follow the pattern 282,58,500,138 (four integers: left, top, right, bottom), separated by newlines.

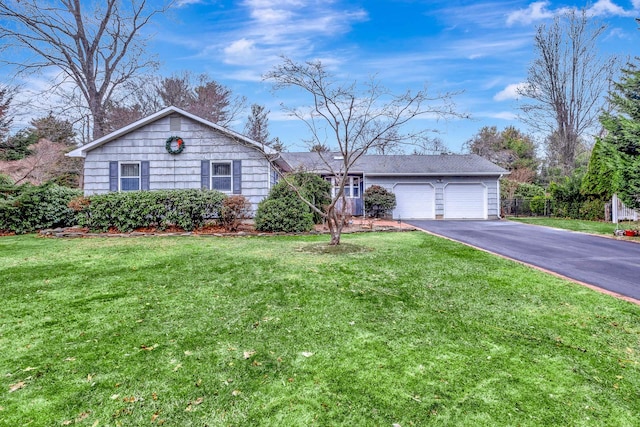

444,183,487,219
280,153,507,220
393,183,435,219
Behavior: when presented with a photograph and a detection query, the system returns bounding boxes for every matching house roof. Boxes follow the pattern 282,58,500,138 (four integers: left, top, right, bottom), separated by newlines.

66,106,274,158
278,152,509,176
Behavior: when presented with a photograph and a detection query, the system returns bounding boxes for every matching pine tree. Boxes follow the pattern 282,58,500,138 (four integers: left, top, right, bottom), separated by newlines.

0,86,13,142
244,104,270,145
595,62,640,208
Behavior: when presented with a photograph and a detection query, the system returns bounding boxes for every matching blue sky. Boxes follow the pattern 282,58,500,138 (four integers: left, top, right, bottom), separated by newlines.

7,0,640,152
142,0,640,152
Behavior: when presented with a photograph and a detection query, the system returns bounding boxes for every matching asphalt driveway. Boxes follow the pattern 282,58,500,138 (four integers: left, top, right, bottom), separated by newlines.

407,220,640,302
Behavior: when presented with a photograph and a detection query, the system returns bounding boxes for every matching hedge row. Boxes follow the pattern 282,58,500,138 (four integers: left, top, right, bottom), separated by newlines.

74,189,226,232
0,185,227,234
0,183,82,234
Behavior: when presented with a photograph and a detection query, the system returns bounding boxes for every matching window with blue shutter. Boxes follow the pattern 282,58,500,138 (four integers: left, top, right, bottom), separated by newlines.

211,162,232,192
120,163,140,191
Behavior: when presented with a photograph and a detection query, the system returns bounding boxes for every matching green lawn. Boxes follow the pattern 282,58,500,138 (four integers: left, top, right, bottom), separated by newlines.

1,233,639,426
508,217,635,236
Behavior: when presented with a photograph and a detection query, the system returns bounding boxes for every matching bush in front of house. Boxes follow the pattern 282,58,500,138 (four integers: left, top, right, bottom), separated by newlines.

219,195,252,232
254,181,315,233
286,172,331,224
0,182,82,234
364,185,396,218
74,189,226,232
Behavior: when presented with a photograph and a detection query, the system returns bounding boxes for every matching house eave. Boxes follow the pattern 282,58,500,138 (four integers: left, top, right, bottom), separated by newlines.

363,171,508,177
66,106,274,158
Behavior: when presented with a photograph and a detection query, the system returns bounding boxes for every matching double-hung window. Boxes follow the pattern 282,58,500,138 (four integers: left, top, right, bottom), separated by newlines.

120,162,140,191
211,162,232,192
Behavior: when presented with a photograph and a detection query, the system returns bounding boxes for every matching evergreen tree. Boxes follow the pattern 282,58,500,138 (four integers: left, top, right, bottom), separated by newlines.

0,86,13,143
580,138,621,200
244,104,270,145
595,62,640,208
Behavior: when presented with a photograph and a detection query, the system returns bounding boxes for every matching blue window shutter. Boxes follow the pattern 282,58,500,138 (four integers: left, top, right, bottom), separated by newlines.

109,161,118,192
141,161,150,190
201,160,210,189
233,160,242,194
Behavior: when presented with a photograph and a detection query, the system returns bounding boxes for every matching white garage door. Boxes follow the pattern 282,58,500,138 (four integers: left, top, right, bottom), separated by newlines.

393,184,435,219
444,184,486,219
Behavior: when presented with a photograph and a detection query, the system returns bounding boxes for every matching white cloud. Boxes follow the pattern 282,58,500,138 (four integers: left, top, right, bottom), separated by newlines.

488,111,518,120
507,0,638,25
494,83,528,101
250,7,293,23
587,0,628,17
216,1,367,77
506,1,555,26
223,38,258,65
175,0,206,7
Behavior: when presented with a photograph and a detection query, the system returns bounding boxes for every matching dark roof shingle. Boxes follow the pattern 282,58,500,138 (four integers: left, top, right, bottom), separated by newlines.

279,152,508,176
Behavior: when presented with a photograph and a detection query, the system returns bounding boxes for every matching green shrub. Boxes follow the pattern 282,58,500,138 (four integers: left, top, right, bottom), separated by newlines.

530,195,550,216
254,197,314,232
76,189,225,232
0,174,14,200
274,173,331,223
549,174,585,219
513,182,545,199
364,185,396,218
579,199,606,221
0,174,13,187
253,173,328,233
220,195,252,232
0,183,82,233
254,180,315,232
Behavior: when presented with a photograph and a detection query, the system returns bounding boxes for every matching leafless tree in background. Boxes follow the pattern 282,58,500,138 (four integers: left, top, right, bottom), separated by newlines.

266,57,461,245
0,0,170,140
518,9,618,175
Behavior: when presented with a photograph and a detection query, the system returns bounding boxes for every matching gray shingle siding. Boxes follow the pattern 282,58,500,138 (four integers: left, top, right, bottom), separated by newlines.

72,107,507,221
81,115,271,209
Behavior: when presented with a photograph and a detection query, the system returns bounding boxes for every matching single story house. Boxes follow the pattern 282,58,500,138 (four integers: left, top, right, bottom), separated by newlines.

68,106,508,220
277,152,508,220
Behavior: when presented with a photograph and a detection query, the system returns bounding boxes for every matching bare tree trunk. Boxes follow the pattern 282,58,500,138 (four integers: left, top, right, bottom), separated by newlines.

518,8,618,176
266,57,461,245
0,0,167,140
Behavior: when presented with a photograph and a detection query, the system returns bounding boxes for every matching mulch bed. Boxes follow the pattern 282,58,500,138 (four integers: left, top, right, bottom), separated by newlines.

36,220,415,238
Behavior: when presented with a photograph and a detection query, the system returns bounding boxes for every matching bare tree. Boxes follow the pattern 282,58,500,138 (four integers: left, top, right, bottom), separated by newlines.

265,57,460,245
103,102,146,134
518,9,617,175
0,0,170,140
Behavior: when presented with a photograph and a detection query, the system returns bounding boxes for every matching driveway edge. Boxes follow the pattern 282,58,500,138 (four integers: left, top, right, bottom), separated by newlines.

416,227,640,307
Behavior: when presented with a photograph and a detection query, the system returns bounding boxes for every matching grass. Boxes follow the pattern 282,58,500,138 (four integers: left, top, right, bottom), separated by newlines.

1,232,639,426
507,217,638,236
